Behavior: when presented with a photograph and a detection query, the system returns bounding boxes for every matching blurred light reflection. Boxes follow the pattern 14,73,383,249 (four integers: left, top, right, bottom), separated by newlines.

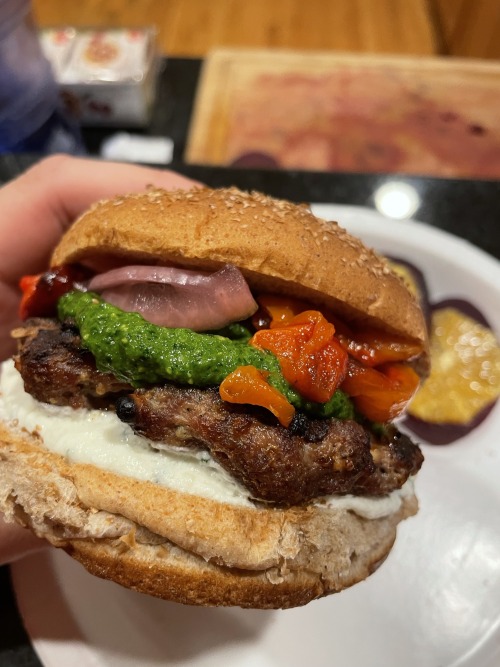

374,182,420,220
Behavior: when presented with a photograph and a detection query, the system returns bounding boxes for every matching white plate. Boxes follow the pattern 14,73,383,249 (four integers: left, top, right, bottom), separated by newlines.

12,205,500,667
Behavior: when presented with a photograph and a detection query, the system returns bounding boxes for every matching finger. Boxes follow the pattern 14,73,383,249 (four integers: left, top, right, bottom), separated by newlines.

0,155,201,283
0,284,19,359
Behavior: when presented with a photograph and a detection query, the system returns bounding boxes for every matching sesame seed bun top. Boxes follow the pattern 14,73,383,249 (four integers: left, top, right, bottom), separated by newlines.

51,186,427,352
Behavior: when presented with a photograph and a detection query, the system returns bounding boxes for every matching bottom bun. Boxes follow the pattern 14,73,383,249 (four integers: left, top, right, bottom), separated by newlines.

0,421,417,609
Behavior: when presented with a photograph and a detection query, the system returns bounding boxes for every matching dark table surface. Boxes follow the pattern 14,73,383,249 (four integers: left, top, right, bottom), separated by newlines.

0,56,499,667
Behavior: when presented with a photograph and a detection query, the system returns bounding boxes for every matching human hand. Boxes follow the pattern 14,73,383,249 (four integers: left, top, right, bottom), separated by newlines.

0,155,200,361
0,155,200,564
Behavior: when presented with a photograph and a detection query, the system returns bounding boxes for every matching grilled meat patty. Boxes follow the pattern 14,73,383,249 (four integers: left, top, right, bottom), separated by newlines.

13,318,132,409
115,386,422,505
13,318,424,506
116,386,375,505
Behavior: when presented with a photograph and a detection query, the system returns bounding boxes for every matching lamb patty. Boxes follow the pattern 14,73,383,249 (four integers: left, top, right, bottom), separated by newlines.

14,318,424,506
13,319,132,409
116,386,422,505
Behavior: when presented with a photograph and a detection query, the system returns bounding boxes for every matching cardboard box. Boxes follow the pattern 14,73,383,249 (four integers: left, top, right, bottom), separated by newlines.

40,27,159,127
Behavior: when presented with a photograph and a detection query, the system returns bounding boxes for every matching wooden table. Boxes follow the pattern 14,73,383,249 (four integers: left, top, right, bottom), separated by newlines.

32,0,436,56
32,0,500,59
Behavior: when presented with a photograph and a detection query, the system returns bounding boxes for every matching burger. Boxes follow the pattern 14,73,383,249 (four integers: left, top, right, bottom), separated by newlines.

0,186,427,609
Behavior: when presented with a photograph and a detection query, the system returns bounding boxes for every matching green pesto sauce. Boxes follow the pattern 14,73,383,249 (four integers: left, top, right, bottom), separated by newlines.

58,291,354,420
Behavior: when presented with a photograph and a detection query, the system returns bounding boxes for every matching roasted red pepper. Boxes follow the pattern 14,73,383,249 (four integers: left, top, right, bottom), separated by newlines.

219,365,295,427
337,326,423,367
18,265,91,320
340,359,420,422
18,275,41,320
245,296,422,423
252,294,311,330
250,310,348,404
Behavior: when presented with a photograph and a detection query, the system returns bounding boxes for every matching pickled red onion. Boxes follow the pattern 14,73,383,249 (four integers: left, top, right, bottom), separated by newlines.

88,264,258,331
